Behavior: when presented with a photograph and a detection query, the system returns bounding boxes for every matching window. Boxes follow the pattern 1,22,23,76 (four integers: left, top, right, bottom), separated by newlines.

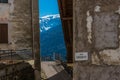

0,24,8,43
0,0,8,3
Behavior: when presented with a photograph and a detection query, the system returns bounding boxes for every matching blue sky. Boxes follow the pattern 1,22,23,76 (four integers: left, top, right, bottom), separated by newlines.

39,0,59,17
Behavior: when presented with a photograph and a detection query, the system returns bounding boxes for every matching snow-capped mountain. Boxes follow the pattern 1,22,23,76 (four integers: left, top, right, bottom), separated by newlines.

40,14,61,32
40,14,67,61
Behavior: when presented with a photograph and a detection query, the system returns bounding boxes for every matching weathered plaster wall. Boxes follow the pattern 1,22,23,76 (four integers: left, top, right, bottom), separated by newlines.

74,65,120,80
0,0,32,50
0,1,11,49
74,0,120,80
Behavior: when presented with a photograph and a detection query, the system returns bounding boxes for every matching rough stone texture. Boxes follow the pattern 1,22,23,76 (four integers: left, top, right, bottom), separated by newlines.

93,13,119,50
0,0,40,80
73,0,120,80
99,47,120,65
0,0,32,50
11,0,32,49
74,65,120,80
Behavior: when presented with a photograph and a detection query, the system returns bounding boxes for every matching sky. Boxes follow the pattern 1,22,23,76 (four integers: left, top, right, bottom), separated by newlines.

39,0,59,17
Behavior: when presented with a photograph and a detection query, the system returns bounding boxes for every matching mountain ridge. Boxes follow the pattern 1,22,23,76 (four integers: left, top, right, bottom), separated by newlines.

40,14,67,61
40,14,61,32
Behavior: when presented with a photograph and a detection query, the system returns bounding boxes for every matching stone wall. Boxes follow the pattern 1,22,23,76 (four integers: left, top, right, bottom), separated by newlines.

0,0,32,50
73,0,120,80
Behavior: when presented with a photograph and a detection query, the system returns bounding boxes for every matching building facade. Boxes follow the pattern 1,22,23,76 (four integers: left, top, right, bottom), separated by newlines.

74,0,120,80
0,0,32,50
0,0,40,80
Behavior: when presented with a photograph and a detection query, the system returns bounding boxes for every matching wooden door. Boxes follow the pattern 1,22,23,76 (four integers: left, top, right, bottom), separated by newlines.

0,24,8,43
